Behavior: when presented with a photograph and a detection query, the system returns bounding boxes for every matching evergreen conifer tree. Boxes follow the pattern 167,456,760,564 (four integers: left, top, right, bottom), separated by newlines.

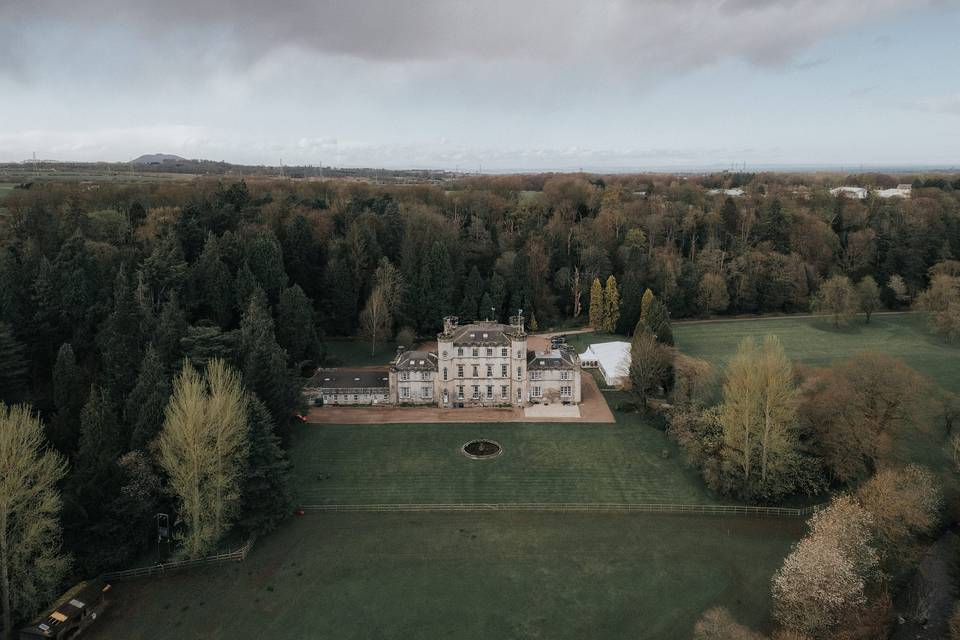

125,345,171,450
588,278,605,331
238,398,292,534
603,275,621,333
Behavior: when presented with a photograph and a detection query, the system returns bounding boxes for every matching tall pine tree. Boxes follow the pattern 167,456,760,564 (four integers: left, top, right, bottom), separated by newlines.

588,278,605,331
125,345,171,450
238,398,292,534
98,266,144,401
603,275,621,333
0,323,28,404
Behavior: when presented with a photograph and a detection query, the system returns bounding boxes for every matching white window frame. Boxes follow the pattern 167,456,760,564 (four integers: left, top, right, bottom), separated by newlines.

457,365,464,378
501,385,508,399
472,348,479,357
486,364,493,377
501,348,508,357
457,386,464,400
517,367,523,380
560,371,571,381
560,386,572,398
421,386,432,399
530,371,542,381
501,364,507,377
531,386,542,398
400,372,409,381
486,385,493,399
400,387,410,399
472,385,480,399
443,367,448,381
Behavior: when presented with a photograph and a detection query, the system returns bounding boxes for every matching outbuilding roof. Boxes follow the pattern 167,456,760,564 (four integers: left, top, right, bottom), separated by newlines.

304,369,390,390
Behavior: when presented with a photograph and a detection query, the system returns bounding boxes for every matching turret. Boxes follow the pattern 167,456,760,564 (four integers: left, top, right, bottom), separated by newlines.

441,316,459,338
509,312,526,337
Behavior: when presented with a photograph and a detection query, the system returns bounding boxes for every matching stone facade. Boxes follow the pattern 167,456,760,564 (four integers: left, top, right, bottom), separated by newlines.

389,315,581,407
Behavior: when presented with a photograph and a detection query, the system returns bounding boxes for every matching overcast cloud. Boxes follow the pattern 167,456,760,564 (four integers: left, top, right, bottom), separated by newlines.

1,0,958,169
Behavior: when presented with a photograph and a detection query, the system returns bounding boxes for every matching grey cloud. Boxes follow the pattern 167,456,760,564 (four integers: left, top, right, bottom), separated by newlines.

1,0,949,72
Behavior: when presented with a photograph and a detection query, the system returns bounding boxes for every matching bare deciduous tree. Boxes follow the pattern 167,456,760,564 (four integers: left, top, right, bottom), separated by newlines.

0,403,69,638
772,495,880,637
813,275,858,328
857,465,942,566
571,266,582,318
158,359,249,558
719,336,798,490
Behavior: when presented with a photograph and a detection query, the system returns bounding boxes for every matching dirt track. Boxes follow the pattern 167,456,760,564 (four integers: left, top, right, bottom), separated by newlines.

306,372,615,424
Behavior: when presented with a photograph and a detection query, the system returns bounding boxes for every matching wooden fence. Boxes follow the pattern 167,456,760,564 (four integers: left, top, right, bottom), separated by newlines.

300,502,823,517
101,536,256,581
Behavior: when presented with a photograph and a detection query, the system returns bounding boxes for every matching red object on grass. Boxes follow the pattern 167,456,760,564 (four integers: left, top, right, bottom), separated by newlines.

293,413,307,423
294,508,305,516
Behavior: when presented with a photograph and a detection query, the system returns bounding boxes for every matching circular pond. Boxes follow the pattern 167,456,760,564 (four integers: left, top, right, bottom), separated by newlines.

461,439,503,460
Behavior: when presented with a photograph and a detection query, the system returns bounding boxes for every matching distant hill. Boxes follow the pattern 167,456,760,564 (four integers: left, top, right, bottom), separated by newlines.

130,153,188,165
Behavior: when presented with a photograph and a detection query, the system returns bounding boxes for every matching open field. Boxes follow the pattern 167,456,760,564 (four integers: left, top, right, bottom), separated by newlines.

291,398,710,506
673,313,960,393
323,338,399,367
86,511,802,640
569,313,958,469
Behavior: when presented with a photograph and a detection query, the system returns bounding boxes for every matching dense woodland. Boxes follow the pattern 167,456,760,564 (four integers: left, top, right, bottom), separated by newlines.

1,171,960,634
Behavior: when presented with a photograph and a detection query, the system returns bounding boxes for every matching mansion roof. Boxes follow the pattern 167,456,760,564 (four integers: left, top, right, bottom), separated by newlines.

392,350,438,371
442,321,522,347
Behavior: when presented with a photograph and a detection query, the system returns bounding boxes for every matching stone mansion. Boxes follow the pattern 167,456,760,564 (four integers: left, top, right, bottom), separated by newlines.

390,316,581,407
303,315,582,407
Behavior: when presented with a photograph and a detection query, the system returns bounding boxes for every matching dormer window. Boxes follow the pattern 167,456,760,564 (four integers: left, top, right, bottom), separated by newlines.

483,333,488,338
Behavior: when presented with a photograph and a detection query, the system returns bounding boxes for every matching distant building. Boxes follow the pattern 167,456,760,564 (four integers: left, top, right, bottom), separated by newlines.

830,184,911,200
579,341,631,387
707,188,745,197
829,186,868,199
876,184,912,199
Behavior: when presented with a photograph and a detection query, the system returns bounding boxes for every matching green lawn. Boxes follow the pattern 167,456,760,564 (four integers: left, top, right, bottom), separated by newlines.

323,338,399,367
569,313,958,470
673,313,960,393
289,404,713,505
87,511,802,640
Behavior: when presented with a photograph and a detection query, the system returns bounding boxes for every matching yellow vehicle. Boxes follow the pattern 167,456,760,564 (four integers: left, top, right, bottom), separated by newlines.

18,580,111,639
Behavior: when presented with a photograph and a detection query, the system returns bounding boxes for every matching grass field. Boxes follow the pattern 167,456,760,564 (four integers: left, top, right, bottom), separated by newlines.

569,313,958,469
88,313,958,640
290,400,712,505
323,338,398,367
87,512,802,640
673,313,960,393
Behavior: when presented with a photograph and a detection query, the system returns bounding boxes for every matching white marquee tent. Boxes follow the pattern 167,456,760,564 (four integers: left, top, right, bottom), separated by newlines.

579,341,631,387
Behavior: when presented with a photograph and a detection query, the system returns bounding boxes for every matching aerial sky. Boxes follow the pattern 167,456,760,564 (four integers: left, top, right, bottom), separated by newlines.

1,0,958,171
